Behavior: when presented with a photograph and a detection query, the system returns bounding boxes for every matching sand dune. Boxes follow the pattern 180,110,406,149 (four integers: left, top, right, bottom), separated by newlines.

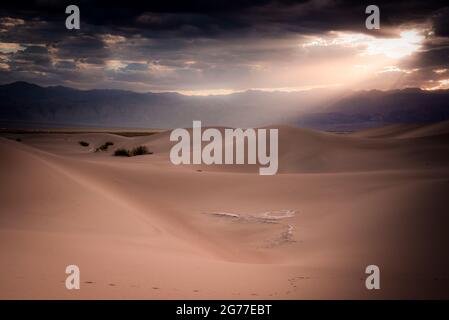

351,120,449,139
1,122,449,299
350,124,424,138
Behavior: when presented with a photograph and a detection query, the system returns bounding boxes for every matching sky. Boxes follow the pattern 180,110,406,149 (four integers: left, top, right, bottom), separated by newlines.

0,0,449,95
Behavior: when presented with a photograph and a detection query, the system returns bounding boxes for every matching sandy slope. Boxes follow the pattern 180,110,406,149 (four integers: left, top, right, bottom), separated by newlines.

1,123,449,299
351,120,449,139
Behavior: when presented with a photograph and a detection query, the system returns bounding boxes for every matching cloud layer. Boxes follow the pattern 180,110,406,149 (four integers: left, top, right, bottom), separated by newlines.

1,0,448,93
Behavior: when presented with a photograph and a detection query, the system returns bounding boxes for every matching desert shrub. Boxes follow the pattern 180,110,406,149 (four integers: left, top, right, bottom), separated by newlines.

114,148,131,157
132,145,152,156
79,141,89,147
96,141,114,152
113,145,152,157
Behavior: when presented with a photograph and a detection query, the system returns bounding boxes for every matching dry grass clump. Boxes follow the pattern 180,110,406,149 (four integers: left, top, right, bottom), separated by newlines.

95,141,114,152
113,145,152,157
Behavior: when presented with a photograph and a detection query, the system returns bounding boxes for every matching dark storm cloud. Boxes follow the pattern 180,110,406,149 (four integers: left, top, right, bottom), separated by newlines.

0,0,449,91
123,63,148,71
55,35,109,62
408,46,449,70
8,45,52,71
54,60,77,69
1,0,448,37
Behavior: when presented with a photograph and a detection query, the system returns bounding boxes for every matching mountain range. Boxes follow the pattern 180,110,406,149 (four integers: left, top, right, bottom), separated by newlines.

1,81,448,131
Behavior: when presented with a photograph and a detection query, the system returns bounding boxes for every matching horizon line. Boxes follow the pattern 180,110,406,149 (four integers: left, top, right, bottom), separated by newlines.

2,80,447,97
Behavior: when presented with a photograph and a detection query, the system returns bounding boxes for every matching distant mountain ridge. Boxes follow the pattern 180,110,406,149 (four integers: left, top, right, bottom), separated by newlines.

0,81,332,129
1,81,448,130
298,88,449,130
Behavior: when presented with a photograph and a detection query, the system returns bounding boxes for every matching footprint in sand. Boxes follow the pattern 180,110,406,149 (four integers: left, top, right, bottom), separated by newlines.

287,276,310,290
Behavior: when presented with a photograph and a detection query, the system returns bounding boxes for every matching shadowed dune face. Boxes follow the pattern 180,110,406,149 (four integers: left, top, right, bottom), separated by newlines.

1,122,449,299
